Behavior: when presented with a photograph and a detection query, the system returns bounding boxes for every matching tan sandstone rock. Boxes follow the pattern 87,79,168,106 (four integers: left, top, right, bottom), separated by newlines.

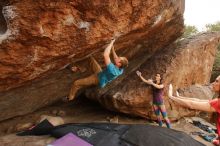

0,0,184,121
0,0,184,92
39,115,64,126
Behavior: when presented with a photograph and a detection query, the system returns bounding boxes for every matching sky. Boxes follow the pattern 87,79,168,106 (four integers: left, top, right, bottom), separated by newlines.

184,0,220,31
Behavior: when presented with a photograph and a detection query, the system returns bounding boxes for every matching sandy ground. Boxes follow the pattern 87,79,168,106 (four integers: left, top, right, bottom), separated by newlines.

0,97,216,146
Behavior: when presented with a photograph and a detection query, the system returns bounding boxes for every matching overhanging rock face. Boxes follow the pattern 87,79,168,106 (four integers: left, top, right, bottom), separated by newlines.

0,0,185,121
0,0,184,92
86,32,220,120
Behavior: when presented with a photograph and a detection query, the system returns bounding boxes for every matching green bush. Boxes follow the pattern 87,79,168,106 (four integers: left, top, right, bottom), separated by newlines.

211,45,220,82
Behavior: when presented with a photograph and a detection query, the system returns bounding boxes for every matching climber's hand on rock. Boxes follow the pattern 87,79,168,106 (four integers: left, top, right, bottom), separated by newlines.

136,70,142,76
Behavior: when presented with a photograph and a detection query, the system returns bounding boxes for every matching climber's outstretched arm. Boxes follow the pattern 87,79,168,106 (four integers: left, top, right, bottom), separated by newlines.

168,84,215,112
175,91,209,102
136,71,151,84
136,71,163,89
112,46,119,63
104,39,115,66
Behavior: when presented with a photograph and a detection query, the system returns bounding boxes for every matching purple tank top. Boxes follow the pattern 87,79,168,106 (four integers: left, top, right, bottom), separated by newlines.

152,86,164,105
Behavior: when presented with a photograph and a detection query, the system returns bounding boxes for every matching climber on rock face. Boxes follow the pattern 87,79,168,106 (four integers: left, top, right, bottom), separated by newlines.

66,39,128,101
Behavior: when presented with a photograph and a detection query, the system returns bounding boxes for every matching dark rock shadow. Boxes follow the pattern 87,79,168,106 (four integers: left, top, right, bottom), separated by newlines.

0,1,10,35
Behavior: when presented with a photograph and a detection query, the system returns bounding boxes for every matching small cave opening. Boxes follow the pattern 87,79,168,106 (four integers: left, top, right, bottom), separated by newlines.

0,5,8,35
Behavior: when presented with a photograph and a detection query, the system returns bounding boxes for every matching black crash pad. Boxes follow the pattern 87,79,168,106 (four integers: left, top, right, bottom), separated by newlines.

50,123,205,146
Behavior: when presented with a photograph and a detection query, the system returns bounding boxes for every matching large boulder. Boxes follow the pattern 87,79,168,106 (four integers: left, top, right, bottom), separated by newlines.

0,0,184,121
86,32,220,120
0,0,184,92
